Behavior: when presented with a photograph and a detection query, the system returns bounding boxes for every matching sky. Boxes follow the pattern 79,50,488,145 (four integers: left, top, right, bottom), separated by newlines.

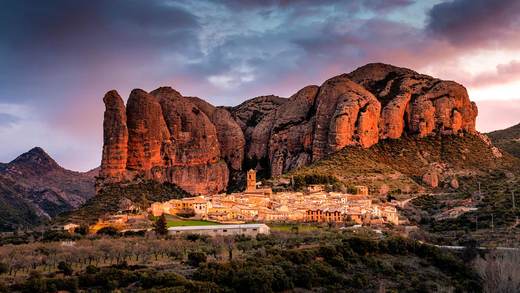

1,0,520,171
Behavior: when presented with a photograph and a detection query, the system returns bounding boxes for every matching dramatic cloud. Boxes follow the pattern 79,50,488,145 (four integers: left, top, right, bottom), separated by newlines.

0,0,519,170
427,0,520,48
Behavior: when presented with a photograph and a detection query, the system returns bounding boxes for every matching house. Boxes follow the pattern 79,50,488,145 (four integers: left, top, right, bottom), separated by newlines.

353,185,369,196
306,184,325,193
63,223,80,233
305,207,344,223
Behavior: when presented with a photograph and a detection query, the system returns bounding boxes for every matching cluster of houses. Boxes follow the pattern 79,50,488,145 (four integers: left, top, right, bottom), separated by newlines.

74,170,402,236
149,170,401,226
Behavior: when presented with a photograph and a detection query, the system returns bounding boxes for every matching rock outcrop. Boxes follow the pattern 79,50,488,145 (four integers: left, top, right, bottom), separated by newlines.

312,75,381,161
347,63,477,138
100,91,128,178
99,87,233,195
100,63,479,192
187,96,245,171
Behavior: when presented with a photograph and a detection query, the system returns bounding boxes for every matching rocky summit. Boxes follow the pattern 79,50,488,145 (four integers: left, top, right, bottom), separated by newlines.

99,63,478,194
0,147,96,231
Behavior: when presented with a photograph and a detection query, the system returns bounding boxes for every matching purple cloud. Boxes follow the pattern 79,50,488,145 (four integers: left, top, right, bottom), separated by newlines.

427,0,520,48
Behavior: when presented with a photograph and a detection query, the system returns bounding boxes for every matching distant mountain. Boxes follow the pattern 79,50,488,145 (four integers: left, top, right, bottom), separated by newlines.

0,147,97,231
488,123,520,158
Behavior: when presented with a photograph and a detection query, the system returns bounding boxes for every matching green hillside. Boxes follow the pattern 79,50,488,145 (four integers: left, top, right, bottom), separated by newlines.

289,134,520,196
57,181,190,225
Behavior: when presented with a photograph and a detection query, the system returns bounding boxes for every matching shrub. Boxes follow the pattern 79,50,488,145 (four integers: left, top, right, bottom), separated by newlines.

96,226,119,236
85,265,99,274
188,252,207,267
0,263,8,275
58,261,73,276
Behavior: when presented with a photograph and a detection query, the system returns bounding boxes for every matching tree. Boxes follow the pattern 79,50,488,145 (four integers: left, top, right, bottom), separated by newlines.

187,251,207,267
57,261,73,276
96,226,118,237
155,214,168,236
74,225,89,236
0,262,8,274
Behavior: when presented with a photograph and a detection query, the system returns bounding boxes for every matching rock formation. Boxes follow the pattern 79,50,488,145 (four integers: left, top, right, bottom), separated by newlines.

99,87,230,195
99,63,479,193
187,96,245,171
100,91,128,179
347,63,477,138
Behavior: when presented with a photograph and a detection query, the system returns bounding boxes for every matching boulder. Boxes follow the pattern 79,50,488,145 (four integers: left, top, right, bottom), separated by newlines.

422,170,439,188
450,178,459,189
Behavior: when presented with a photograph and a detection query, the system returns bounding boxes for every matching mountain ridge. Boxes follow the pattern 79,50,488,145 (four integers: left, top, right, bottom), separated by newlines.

488,122,520,158
0,147,96,231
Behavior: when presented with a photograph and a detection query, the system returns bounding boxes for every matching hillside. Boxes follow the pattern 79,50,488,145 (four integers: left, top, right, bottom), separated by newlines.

288,133,520,245
488,123,520,158
288,133,519,196
0,148,96,231
59,180,190,225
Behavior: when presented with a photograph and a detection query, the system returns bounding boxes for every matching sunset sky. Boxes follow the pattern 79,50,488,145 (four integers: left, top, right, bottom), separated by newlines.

1,0,520,171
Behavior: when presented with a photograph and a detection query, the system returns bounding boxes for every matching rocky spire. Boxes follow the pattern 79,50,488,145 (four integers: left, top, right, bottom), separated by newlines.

100,90,128,178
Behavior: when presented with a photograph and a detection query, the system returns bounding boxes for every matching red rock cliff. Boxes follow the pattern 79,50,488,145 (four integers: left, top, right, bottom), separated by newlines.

99,63,478,191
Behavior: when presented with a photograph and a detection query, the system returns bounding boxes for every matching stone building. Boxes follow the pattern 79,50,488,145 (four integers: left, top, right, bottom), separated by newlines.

246,169,257,191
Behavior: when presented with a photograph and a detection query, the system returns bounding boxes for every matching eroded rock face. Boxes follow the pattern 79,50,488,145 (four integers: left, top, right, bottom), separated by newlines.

313,75,381,160
348,63,477,138
231,95,287,153
126,89,170,171
186,96,245,171
100,63,479,191
100,91,128,178
212,108,245,171
99,87,229,195
268,86,318,177
422,170,439,188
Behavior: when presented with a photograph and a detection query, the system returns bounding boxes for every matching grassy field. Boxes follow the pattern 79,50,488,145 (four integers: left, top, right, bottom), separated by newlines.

164,215,218,227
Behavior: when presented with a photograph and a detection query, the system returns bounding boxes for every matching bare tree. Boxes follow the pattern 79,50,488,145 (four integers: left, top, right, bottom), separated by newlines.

474,250,520,293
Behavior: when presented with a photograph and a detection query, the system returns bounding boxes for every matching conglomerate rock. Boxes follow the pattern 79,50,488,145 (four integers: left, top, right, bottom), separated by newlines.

99,63,479,192
185,96,245,172
348,63,477,138
100,90,128,178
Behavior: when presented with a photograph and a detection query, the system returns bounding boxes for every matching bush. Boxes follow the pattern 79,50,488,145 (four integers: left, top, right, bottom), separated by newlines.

188,252,207,267
42,230,77,242
58,261,73,276
85,265,99,274
0,263,8,275
96,226,119,236
74,225,89,236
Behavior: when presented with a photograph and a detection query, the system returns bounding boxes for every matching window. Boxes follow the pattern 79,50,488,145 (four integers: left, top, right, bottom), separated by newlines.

223,229,228,232
253,228,258,231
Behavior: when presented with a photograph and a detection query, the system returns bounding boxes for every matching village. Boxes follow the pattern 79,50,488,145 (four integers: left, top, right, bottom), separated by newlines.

86,170,403,235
